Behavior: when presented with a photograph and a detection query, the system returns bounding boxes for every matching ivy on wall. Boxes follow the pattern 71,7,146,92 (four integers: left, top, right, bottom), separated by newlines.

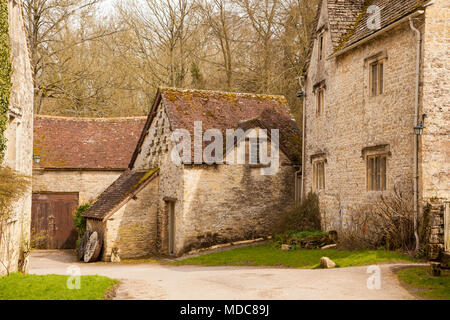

0,0,11,161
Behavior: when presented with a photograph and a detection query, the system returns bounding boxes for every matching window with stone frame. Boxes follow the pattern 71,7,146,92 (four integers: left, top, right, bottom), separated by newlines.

370,60,384,96
315,87,324,116
366,155,387,191
245,136,266,165
318,33,324,61
313,160,325,191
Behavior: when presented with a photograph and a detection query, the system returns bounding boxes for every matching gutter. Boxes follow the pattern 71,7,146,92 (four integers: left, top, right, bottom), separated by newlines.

332,10,425,58
409,13,424,253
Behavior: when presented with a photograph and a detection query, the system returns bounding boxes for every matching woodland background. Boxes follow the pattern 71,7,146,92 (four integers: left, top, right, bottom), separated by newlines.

24,0,318,123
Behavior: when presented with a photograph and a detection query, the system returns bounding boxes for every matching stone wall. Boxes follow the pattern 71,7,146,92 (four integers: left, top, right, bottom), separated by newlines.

0,0,33,276
179,155,295,255
427,201,445,261
96,176,159,260
421,0,449,202
304,5,423,231
32,169,122,204
132,102,185,255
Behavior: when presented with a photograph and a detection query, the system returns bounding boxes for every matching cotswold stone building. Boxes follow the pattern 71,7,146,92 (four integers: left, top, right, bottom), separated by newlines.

83,88,301,260
302,0,449,258
0,0,34,275
32,116,145,249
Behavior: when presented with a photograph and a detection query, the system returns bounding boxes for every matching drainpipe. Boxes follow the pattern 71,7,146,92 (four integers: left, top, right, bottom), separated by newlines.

299,76,306,203
409,13,423,253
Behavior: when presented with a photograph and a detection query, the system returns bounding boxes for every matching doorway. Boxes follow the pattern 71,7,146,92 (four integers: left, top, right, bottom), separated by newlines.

167,201,176,255
31,193,79,249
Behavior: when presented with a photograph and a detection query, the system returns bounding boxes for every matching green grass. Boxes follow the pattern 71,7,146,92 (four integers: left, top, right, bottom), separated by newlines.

172,244,415,268
0,273,117,300
397,267,450,300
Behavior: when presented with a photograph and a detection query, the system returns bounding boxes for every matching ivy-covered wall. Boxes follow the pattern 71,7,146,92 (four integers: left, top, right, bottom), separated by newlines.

0,0,11,161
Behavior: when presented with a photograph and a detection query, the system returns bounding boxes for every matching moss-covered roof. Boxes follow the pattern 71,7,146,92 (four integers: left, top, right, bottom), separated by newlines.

82,168,159,220
129,87,298,167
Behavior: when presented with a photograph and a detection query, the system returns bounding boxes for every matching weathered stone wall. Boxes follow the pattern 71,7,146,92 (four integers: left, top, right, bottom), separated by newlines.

0,0,33,276
427,201,446,261
32,170,122,204
421,0,449,202
98,176,159,260
179,155,296,255
304,5,421,231
132,102,185,255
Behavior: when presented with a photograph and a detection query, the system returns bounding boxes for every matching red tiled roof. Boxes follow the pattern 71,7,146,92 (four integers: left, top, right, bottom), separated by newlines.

34,116,147,169
129,88,301,167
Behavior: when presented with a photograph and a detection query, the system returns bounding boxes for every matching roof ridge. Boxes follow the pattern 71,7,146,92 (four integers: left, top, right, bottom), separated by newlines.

159,86,288,101
35,115,148,121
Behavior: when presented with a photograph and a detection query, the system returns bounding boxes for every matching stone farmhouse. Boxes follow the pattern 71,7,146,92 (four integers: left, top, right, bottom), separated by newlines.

83,88,302,260
0,0,34,275
302,0,449,260
31,116,146,249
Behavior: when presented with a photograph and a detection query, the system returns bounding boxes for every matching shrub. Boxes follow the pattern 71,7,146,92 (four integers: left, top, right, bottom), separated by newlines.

272,230,329,249
74,203,91,239
278,192,321,232
337,186,422,254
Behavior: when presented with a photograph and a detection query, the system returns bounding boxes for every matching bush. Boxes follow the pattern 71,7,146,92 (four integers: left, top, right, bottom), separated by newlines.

337,186,422,254
74,203,91,239
272,230,330,249
278,192,321,232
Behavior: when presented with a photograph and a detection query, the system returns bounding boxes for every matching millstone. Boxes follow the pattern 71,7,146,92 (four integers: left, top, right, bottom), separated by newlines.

83,231,102,263
78,231,91,261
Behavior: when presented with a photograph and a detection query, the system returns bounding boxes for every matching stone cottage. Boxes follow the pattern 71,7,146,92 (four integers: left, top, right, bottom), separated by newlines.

302,0,449,260
32,116,146,249
0,0,34,275
83,88,302,260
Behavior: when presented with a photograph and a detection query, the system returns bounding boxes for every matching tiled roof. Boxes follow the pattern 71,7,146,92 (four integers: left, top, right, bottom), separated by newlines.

82,169,159,219
34,116,147,169
129,87,301,166
304,0,428,69
338,0,429,51
304,0,365,71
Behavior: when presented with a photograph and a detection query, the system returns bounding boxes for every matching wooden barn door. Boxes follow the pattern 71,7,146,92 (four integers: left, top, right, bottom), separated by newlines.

32,193,79,249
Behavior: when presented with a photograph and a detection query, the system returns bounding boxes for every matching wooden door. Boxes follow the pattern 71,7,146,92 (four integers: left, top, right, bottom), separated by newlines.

168,201,176,255
31,193,79,249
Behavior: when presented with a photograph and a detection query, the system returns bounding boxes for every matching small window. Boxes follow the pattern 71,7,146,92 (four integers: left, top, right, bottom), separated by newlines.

318,34,324,60
246,137,262,165
370,60,384,96
315,87,324,115
313,160,325,191
367,155,387,191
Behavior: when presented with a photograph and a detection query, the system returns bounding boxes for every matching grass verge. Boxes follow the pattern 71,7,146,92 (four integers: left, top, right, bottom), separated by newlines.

0,273,117,300
397,266,450,300
172,243,414,268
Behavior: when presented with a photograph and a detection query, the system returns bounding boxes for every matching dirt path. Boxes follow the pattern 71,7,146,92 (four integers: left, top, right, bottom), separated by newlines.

29,250,420,300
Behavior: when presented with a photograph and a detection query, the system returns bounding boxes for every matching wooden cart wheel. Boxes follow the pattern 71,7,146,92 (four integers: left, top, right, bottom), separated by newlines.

83,231,102,263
